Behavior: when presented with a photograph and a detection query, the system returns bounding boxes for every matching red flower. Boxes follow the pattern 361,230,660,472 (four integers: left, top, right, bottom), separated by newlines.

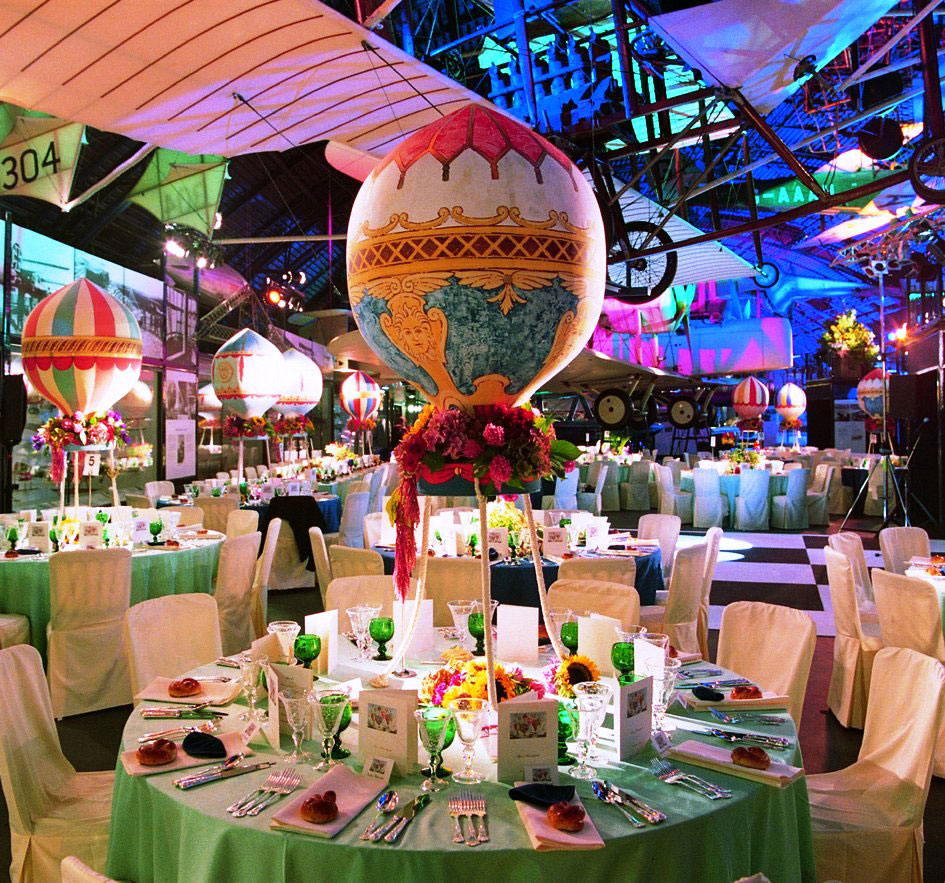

483,423,505,446
489,455,512,486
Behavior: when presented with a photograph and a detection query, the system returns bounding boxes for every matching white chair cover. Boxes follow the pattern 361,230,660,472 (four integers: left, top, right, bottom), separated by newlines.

226,508,259,538
637,513,681,583
872,569,945,662
366,465,388,515
328,545,385,579
47,548,132,717
251,519,280,638
865,460,898,517
828,532,875,610
308,527,333,606
325,575,416,631
733,468,770,531
697,526,722,660
267,514,313,592
215,471,231,481
809,647,945,883
639,542,708,653
144,480,174,505
424,557,481,626
663,458,684,489
215,532,262,656
576,464,609,515
244,467,258,480
124,594,223,694
717,601,816,726
557,556,636,586
600,462,621,512
879,526,931,575
542,470,579,510
692,468,727,529
0,645,113,882
825,548,882,730
619,461,651,511
0,613,30,648
160,505,203,528
770,467,809,530
363,512,384,549
336,492,370,548
61,856,121,882
547,579,640,626
194,496,239,533
805,464,832,526
656,465,693,524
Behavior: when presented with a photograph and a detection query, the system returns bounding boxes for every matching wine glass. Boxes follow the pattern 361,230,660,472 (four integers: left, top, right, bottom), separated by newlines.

310,688,351,770
369,616,395,661
331,703,353,759
347,604,381,661
467,600,498,657
560,620,579,656
267,621,301,664
612,624,647,685
446,599,477,646
449,697,488,784
545,607,573,654
294,635,321,674
569,681,612,780
238,653,268,723
148,520,163,544
415,707,454,792
280,689,311,764
653,657,682,734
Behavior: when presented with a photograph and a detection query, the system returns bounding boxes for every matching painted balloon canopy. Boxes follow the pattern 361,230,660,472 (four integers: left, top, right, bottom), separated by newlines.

775,382,807,422
733,376,769,419
277,348,324,416
21,277,142,416
211,328,285,418
346,104,606,410
856,368,886,418
340,371,381,421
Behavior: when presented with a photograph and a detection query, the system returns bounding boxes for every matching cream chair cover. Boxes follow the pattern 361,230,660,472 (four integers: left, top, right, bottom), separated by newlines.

639,542,708,653
547,579,640,626
215,532,262,656
0,614,30,648
226,508,259,538
576,464,608,515
692,467,727,529
0,645,113,883
335,492,370,548
47,548,132,717
308,527,333,606
124,594,223,694
160,505,203,528
61,856,120,882
637,513,681,584
425,557,481,626
268,513,313,591
879,526,931,575
328,545,385,579
558,556,636,586
825,548,882,730
717,601,816,726
808,647,945,883
601,462,621,512
865,460,898,517
828,532,875,609
619,461,651,511
144,480,174,505
215,471,231,481
770,467,809,530
733,468,770,531
244,467,258,480
195,496,239,533
656,465,693,524
697,527,723,660
363,512,384,549
663,458,684,489
325,575,417,631
124,493,151,510
872,570,945,661
542,470,579,510
251,519,280,638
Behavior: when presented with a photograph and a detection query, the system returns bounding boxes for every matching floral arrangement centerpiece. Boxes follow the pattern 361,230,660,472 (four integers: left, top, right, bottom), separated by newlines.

543,654,601,698
724,446,761,471
487,499,531,558
419,657,546,707
272,415,314,437
325,442,356,462
779,417,803,432
817,309,879,375
346,415,377,432
735,416,763,432
223,414,275,440
32,411,131,482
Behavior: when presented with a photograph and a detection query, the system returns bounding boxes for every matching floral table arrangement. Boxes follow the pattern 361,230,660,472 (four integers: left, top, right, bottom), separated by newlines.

223,415,275,440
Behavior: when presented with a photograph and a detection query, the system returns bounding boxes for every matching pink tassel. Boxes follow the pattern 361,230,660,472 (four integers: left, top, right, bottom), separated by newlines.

50,447,65,484
393,475,419,601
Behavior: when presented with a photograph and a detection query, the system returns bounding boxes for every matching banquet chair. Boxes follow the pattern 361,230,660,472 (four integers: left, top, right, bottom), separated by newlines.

47,548,133,718
366,465,388,515
125,493,151,511
124,594,223,694
733,468,770,532
309,527,333,606
656,465,693,524
364,512,385,549
808,647,945,883
226,508,259,538
639,542,708,654
144,480,174,505
424,557,481,626
872,570,945,663
547,579,640,627
692,467,728,529
828,532,876,613
244,467,258,480
696,527,723,660
558,556,636,586
325,576,417,631
783,461,803,472
768,459,784,475
194,495,239,533
637,513,681,584
229,470,240,480
825,548,882,730
542,470,579,510
161,504,203,528
256,466,270,480
879,526,931,575
214,532,262,656
601,462,621,512
806,464,833,527
251,519,281,639
619,461,651,511
262,496,326,591
717,601,816,726
332,491,370,549
770,467,809,530
0,644,113,883
328,545,385,580
663,458,684,489
576,464,608,516
215,471,231,481
61,856,121,882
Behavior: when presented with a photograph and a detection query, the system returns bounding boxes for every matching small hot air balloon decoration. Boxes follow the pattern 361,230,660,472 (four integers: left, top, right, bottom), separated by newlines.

856,368,886,418
733,376,769,435
340,371,380,454
776,382,806,447
277,349,324,417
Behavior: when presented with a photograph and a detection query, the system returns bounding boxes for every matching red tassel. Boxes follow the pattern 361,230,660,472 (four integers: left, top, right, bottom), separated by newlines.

50,447,65,484
393,475,419,601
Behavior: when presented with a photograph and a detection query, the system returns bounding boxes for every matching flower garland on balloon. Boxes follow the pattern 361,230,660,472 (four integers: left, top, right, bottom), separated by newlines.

272,415,314,437
346,415,377,433
735,416,763,433
222,415,275,440
32,411,131,483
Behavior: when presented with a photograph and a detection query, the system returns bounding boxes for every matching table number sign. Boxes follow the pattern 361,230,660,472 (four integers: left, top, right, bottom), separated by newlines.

613,675,653,761
80,520,104,549
586,518,609,551
487,527,509,559
542,526,568,558
299,480,313,496
497,698,558,784
304,609,339,677
358,688,418,775
496,604,539,663
261,485,275,502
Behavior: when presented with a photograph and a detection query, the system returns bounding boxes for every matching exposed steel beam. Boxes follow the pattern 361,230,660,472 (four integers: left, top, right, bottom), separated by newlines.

602,116,740,157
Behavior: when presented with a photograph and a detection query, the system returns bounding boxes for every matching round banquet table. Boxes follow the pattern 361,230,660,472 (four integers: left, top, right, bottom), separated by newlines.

0,536,223,661
106,652,815,883
906,565,945,633
376,548,664,607
679,472,789,527
244,496,342,533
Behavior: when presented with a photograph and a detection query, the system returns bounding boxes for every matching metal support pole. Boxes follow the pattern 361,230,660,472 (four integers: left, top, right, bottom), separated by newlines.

0,212,12,514
610,0,638,116
512,0,538,125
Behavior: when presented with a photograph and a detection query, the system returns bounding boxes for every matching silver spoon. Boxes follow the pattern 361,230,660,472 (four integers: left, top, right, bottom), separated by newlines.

359,789,399,840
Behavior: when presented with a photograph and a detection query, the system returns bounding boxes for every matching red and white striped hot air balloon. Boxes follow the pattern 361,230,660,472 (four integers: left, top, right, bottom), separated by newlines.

775,382,806,422
340,371,381,423
733,376,769,420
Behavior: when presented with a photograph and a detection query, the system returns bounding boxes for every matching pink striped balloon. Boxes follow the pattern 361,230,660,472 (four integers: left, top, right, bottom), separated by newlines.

733,376,769,419
340,371,381,422
775,382,806,422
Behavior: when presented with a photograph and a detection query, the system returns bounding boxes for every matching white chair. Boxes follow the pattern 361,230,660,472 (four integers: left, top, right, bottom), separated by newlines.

770,467,810,530
696,526,722,660
663,458,684,489
0,613,30,649
547,579,640,626
214,532,262,656
125,493,151,510
879,526,930,575
61,856,121,882
363,512,385,549
825,548,882,730
229,470,240,480
783,461,802,472
717,601,816,726
872,570,945,663
309,527,333,606
325,575,414,631
639,542,708,654
636,515,681,589
226,508,259,538
576,464,608,516
0,645,113,882
557,556,636,586
194,496,239,533
244,467,258,481
215,471,231,481
619,461,651,511
542,470,579,510
47,548,132,717
124,594,223,695
600,463,621,512
692,467,728,529
424,557,481,626
828,532,876,611
808,647,945,883
158,504,202,529
733,468,770,531
806,464,832,527
144,480,174,505
252,519,281,639
333,491,370,548
656,465,693,524
328,545,385,579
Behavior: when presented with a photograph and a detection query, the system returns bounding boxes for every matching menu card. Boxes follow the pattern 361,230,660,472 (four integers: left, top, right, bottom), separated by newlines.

299,480,313,496
131,516,150,544
28,521,50,553
487,527,509,559
261,485,275,502
496,604,539,663
287,481,301,496
357,688,418,775
497,698,558,784
304,609,339,677
586,518,610,551
80,520,104,549
263,662,315,748
613,675,652,761
542,526,568,558
577,614,620,677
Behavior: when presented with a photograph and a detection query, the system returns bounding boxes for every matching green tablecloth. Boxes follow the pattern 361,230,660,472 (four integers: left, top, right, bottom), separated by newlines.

0,540,222,661
107,658,815,883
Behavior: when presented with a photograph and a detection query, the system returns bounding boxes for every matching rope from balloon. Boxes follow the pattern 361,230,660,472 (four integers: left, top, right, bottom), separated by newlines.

72,451,80,519
109,450,120,508
474,478,499,710
237,438,244,483
523,494,566,663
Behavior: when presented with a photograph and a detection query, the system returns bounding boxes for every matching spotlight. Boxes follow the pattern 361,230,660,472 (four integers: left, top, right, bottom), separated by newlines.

196,255,208,269
266,288,282,306
164,238,187,258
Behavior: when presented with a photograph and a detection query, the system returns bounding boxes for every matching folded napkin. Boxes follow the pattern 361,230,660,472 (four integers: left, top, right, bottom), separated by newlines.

508,783,576,808
270,764,385,838
121,729,252,777
668,739,803,789
513,791,604,851
674,651,702,665
681,690,791,712
134,677,241,707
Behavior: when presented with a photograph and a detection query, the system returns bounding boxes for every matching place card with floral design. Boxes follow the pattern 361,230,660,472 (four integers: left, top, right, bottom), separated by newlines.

497,697,558,784
613,675,652,761
357,688,418,775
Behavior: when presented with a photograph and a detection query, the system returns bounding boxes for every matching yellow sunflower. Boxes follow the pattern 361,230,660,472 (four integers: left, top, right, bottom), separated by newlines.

553,654,601,698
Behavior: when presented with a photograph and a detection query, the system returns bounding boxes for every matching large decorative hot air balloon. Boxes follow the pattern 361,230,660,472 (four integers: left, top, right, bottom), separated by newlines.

340,371,381,423
115,380,153,422
346,104,606,411
856,368,886,418
277,348,323,416
21,278,142,416
733,376,770,419
775,382,807,422
198,383,222,421
211,329,284,418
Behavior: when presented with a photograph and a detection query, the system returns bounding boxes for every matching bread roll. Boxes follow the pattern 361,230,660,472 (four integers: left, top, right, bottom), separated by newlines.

136,738,178,766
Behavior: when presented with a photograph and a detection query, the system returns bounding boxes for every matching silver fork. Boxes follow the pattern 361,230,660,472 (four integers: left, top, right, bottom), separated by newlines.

137,721,220,742
227,769,284,814
460,793,480,847
469,792,489,843
447,795,466,844
244,768,302,816
649,758,731,799
709,707,786,726
233,768,298,817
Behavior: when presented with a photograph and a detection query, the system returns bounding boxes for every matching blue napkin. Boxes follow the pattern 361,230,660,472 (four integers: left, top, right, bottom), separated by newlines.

182,731,226,758
508,783,576,807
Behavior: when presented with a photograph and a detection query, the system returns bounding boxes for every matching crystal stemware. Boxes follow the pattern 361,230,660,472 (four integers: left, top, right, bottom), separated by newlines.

148,520,163,544
611,624,647,685
369,616,395,661
653,657,682,735
569,681,612,780
446,599,477,647
415,707,453,792
310,688,351,770
238,653,268,723
267,621,301,664
449,697,488,784
556,700,578,764
280,689,311,764
347,605,381,661
544,606,573,653
559,621,579,656
293,635,321,674
331,703,353,759
467,600,498,657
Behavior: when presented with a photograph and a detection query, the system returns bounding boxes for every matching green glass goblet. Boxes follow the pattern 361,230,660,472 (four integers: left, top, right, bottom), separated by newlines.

416,707,454,792
560,621,579,655
557,700,578,764
420,713,456,779
467,612,486,657
294,634,321,676
611,641,635,685
148,520,163,544
369,616,395,661
331,702,353,759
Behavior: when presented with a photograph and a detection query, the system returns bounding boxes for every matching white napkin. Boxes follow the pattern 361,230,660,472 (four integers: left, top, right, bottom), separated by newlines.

121,729,252,777
514,793,604,851
668,739,803,788
134,677,241,706
270,764,385,838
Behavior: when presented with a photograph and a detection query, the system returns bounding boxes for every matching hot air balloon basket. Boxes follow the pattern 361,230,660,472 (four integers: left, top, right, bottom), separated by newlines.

63,443,112,453
418,471,541,497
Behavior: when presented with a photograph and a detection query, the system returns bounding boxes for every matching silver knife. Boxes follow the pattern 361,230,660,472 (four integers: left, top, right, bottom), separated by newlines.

686,726,790,749
384,794,431,843
369,795,426,842
604,781,666,824
173,761,275,789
